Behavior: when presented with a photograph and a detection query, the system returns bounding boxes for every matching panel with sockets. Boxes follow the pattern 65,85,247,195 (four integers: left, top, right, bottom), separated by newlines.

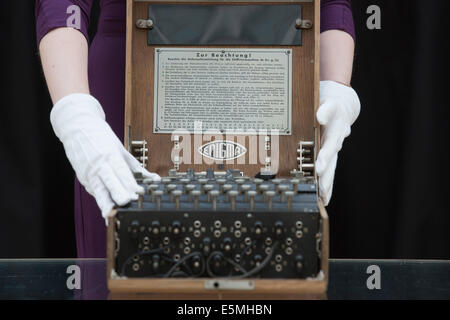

113,169,321,279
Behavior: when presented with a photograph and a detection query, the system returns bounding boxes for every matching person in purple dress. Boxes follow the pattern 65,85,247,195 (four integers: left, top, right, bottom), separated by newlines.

36,0,361,258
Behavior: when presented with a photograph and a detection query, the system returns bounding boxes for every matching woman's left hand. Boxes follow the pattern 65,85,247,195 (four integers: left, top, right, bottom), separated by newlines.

316,80,361,205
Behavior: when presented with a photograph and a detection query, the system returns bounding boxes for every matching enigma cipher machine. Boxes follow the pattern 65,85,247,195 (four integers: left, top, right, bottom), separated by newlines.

107,0,328,299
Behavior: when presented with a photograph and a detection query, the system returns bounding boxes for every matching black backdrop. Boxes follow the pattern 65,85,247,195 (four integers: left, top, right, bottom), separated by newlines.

0,0,449,259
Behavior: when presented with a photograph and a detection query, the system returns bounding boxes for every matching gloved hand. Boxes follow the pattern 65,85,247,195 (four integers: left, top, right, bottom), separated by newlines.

51,93,160,219
316,81,360,206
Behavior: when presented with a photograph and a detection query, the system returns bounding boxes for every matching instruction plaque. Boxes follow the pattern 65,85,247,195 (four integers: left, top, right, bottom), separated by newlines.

153,48,293,135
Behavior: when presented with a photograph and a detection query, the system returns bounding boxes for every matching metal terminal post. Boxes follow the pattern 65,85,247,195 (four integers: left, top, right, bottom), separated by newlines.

143,178,154,185
272,179,282,193
137,190,144,209
217,179,227,193
180,178,190,185
172,135,180,150
185,184,196,198
229,190,238,211
161,178,171,186
204,184,214,201
248,190,257,211
131,140,148,167
278,185,288,202
192,190,201,210
223,184,233,197
286,191,294,210
172,190,182,210
297,141,315,176
167,184,177,199
148,184,159,201
254,178,263,194
154,190,163,210
260,185,269,200
235,179,245,193
173,155,180,171
198,179,208,194
265,135,271,151
210,190,219,211
265,157,271,171
291,179,300,193
241,185,251,201
266,191,276,210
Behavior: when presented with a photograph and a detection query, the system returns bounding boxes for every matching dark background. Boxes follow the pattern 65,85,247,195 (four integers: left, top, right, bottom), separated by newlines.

0,0,449,259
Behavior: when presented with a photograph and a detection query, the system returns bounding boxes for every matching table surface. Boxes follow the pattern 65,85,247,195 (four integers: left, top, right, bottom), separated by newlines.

0,259,449,300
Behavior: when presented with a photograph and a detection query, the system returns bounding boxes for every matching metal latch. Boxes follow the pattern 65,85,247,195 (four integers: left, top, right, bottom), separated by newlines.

204,280,255,291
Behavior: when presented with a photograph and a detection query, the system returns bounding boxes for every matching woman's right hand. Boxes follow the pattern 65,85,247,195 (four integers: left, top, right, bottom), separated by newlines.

51,93,160,219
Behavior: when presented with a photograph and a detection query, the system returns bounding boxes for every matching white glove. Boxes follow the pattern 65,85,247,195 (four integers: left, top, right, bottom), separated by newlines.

51,93,160,219
316,81,360,206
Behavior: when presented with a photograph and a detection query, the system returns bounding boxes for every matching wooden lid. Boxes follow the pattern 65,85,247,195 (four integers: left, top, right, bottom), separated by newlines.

124,0,320,177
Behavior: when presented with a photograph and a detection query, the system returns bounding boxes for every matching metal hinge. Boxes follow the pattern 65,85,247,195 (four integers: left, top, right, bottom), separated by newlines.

136,19,154,29
131,140,149,168
295,18,313,29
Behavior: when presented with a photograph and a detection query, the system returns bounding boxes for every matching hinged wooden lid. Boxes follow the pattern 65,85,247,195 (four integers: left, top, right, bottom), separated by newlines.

124,0,320,178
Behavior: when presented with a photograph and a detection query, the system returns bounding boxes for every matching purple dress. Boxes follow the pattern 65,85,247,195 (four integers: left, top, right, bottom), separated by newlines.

36,0,355,258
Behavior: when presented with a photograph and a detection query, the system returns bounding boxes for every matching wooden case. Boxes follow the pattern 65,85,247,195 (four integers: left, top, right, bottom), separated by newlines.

107,0,328,299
